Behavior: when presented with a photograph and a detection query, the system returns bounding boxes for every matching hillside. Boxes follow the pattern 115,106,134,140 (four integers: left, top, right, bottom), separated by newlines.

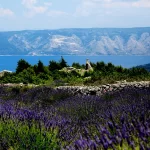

0,27,150,55
136,63,150,72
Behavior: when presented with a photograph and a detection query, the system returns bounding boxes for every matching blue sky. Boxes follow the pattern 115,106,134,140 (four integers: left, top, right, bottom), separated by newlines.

0,0,150,31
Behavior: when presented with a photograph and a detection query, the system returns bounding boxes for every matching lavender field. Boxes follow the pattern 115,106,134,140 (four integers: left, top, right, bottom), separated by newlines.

0,85,150,150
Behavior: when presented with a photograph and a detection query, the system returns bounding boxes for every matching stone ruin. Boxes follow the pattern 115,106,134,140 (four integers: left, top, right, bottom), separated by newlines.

85,59,93,71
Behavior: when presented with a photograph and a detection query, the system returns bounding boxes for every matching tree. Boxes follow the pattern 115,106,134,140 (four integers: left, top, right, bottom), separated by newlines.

33,64,38,74
96,61,106,72
106,62,115,72
49,60,60,71
59,56,67,69
116,66,123,73
37,60,45,73
16,59,31,74
72,62,81,69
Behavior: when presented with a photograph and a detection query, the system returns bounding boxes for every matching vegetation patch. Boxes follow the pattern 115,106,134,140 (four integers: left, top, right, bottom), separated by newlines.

0,57,149,86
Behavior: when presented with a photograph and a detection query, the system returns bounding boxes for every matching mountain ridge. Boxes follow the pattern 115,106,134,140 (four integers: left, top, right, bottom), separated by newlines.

0,27,150,55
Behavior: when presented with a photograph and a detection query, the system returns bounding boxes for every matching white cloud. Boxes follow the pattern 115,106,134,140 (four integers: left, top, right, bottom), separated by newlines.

132,0,150,8
22,0,37,8
75,0,150,16
0,8,14,17
75,0,113,16
47,10,69,17
22,0,69,18
104,0,150,8
22,0,48,17
44,2,52,7
33,6,47,14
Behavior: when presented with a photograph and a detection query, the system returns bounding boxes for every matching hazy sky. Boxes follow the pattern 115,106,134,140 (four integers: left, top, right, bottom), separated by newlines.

0,0,150,31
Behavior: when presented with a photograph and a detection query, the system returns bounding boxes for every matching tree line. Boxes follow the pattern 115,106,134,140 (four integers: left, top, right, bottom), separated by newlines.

0,56,149,85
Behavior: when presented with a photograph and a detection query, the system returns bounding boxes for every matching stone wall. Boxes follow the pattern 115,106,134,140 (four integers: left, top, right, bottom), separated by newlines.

56,81,150,96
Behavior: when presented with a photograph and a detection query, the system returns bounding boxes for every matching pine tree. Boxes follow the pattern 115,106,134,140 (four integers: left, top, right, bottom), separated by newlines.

37,60,44,73
16,59,31,74
59,56,67,69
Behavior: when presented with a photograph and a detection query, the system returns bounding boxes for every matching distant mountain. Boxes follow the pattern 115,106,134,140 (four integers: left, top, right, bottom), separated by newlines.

136,63,150,72
0,27,150,55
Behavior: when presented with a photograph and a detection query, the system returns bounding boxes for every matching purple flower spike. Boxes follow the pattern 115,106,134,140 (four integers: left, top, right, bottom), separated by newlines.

102,142,109,150
108,121,114,130
120,115,125,124
140,143,145,150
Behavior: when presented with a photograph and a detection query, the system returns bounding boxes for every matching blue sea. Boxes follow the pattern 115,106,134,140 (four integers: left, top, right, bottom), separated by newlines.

0,55,150,72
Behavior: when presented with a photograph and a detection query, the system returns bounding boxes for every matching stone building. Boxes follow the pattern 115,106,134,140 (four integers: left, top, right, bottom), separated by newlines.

85,59,93,71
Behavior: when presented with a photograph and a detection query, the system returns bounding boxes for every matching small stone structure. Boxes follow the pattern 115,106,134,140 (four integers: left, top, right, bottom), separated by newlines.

61,67,76,72
60,59,93,75
85,59,93,71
